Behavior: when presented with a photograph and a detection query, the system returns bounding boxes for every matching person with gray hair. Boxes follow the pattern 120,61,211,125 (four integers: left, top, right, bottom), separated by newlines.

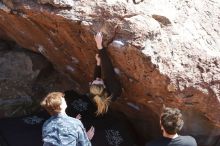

146,107,197,146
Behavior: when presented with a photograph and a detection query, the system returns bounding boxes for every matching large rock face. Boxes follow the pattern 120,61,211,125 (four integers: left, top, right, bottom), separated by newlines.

0,40,75,118
0,0,220,145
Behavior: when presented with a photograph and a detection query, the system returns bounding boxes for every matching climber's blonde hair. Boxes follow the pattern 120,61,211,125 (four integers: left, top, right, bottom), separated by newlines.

90,84,111,115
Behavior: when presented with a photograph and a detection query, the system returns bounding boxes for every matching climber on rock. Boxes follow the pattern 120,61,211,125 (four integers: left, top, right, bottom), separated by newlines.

89,32,122,116
146,107,197,146
41,92,95,146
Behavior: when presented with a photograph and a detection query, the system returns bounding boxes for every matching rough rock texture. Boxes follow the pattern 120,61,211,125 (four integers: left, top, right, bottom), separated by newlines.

0,40,75,118
38,0,74,8
0,0,220,145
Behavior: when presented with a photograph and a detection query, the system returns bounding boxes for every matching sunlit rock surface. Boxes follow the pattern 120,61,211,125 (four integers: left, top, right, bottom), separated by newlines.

0,0,220,145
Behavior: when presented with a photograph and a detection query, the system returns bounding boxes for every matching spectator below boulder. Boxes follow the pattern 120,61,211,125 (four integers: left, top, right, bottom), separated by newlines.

0,90,139,146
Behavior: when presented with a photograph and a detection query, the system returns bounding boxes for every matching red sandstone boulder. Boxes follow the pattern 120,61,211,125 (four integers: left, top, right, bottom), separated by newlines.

0,0,219,145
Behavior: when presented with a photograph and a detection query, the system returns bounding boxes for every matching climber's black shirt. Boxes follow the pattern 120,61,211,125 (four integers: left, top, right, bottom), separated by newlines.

93,48,122,101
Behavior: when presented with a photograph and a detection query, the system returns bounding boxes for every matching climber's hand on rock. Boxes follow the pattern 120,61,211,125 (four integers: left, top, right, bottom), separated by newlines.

94,32,103,50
